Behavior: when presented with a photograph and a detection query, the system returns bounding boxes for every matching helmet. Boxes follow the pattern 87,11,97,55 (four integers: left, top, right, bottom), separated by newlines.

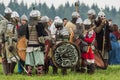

21,14,28,21
88,9,96,15
54,18,63,24
54,16,60,21
83,19,91,25
54,18,63,29
41,16,49,22
29,10,41,17
72,11,80,18
4,7,12,14
11,11,19,18
83,19,91,30
98,11,105,18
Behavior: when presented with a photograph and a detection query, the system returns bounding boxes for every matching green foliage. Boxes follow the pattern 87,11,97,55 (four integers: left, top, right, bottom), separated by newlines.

49,4,56,19
0,3,5,15
0,1,120,27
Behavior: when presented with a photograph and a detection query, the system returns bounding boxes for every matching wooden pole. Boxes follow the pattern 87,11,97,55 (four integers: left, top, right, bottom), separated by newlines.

75,0,79,12
101,25,106,56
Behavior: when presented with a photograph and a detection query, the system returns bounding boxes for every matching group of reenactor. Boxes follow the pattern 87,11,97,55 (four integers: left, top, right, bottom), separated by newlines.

0,6,113,76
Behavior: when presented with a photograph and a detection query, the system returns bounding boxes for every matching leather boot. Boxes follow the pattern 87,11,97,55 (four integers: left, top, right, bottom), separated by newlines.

87,63,95,75
36,66,43,75
87,65,90,74
11,62,16,73
80,67,86,73
61,68,67,75
7,63,12,75
27,65,32,76
71,67,75,72
2,58,9,75
44,59,50,74
44,65,49,74
75,60,81,72
80,59,86,73
52,65,58,74
104,59,108,69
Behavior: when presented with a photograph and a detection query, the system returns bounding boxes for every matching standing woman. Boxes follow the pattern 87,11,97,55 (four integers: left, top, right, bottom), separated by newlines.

109,24,120,65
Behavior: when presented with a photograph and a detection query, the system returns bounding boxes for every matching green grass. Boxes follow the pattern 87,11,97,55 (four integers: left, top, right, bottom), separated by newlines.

0,64,120,80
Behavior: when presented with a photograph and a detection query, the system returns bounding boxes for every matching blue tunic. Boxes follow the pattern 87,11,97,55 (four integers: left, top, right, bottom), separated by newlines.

109,33,120,65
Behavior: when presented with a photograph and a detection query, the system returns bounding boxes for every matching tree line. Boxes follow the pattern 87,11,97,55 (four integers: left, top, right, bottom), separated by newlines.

0,0,120,27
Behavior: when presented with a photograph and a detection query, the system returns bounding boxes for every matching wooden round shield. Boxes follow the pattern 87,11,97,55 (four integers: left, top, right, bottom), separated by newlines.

52,42,80,68
16,36,27,61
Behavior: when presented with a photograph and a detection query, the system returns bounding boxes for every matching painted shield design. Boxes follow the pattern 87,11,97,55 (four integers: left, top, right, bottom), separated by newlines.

52,42,80,68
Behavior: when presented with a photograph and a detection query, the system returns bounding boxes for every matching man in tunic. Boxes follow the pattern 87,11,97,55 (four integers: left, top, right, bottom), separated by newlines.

94,11,112,67
25,8,45,76
53,18,69,75
79,19,96,74
5,11,19,74
1,7,11,75
36,16,52,74
65,11,79,43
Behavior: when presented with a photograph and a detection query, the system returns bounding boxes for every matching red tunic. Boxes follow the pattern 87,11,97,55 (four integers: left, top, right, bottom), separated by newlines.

81,30,96,60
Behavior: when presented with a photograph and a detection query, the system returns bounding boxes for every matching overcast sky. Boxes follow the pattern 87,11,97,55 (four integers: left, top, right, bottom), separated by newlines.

1,0,120,10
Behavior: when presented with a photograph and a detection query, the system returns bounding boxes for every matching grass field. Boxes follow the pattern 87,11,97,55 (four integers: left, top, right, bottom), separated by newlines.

0,64,120,80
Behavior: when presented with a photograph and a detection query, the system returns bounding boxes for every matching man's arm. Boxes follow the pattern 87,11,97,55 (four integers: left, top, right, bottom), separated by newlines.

94,19,106,33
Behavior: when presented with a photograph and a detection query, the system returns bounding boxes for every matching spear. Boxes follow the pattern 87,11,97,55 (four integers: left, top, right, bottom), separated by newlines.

75,0,79,12
69,0,80,43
